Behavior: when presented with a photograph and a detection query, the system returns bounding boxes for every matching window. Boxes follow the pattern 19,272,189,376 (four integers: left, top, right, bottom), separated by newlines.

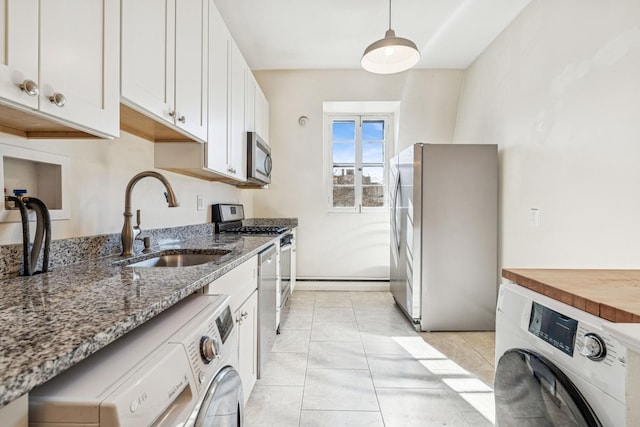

328,114,390,212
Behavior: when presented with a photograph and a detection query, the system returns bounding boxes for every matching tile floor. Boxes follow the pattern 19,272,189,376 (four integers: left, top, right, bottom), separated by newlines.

244,291,496,427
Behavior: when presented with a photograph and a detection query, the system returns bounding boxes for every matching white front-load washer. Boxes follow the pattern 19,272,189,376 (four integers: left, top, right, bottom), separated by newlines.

29,294,243,427
495,281,627,427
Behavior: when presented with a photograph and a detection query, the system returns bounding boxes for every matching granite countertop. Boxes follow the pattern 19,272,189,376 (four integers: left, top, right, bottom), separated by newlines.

502,268,640,322
0,230,287,409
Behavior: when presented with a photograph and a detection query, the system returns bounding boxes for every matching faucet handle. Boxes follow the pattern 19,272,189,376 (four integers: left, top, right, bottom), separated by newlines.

135,209,142,228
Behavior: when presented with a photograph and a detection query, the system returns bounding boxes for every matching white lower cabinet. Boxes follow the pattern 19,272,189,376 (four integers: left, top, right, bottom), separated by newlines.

236,290,258,402
201,256,258,402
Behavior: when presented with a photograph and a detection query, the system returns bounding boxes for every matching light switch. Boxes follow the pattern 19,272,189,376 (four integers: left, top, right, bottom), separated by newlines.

530,208,540,227
197,195,204,211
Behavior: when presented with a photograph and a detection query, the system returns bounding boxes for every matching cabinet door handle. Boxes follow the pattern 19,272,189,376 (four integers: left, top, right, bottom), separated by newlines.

241,311,248,320
177,115,186,124
169,110,177,118
18,80,39,97
48,93,66,107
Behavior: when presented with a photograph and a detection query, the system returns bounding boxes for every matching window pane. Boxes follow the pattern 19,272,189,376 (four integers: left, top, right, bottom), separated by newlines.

333,187,355,207
362,142,384,163
333,167,355,185
362,120,384,141
333,142,355,163
362,186,384,207
362,166,384,185
333,121,355,141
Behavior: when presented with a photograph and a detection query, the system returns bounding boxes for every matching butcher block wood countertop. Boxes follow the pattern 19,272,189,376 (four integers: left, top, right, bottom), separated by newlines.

502,269,640,323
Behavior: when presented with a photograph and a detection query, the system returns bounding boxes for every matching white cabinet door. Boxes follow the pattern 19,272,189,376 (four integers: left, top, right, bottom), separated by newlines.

229,41,247,181
174,0,207,141
263,96,270,143
207,2,230,176
245,70,269,144
245,74,256,132
39,0,119,138
206,2,245,181
236,290,258,403
0,0,39,109
0,0,118,138
121,0,175,125
122,0,207,142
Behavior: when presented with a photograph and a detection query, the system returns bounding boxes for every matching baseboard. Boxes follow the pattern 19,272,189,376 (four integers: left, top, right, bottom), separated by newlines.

294,280,390,292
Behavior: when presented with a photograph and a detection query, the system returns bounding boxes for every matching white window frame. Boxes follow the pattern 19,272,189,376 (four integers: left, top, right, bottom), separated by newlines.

326,113,391,213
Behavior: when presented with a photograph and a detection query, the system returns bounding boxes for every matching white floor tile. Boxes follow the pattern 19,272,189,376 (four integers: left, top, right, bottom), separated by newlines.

243,291,496,426
368,354,443,389
310,321,361,342
377,387,472,427
315,292,353,307
280,311,314,330
272,329,311,353
299,410,385,427
307,341,368,369
256,352,308,386
313,306,356,322
302,368,379,411
244,385,303,427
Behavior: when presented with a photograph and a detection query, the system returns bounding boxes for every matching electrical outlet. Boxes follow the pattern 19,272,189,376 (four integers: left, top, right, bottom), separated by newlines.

197,195,204,211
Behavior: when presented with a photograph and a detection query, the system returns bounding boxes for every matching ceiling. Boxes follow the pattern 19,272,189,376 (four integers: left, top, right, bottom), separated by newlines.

213,0,532,71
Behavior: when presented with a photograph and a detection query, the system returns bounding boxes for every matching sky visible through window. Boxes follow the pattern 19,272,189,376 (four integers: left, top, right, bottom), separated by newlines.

333,121,384,163
331,118,386,209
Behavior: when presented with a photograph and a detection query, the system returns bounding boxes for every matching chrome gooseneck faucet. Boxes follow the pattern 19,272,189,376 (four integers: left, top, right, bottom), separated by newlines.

121,171,179,256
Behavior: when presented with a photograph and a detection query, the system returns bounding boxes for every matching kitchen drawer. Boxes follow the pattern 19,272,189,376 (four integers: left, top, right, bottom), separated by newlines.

202,255,257,311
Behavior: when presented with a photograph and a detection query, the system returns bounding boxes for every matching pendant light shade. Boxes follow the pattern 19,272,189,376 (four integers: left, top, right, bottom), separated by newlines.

361,0,420,74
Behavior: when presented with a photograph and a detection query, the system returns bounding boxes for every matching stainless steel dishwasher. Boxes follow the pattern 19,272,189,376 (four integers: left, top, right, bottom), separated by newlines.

257,244,277,378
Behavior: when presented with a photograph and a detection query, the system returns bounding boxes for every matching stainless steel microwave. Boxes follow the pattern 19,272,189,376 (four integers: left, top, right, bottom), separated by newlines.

247,132,272,185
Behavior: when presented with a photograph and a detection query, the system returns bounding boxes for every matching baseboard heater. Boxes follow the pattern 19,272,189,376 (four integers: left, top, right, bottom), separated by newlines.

296,278,390,282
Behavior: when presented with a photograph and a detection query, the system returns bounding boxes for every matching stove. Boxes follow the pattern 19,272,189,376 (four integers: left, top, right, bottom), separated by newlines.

213,203,288,235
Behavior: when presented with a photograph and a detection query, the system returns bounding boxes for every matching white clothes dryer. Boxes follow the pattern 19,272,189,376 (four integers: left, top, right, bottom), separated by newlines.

29,294,243,427
495,282,626,427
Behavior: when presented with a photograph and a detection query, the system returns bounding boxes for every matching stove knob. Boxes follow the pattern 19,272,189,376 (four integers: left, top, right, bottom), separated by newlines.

200,335,220,364
580,333,606,361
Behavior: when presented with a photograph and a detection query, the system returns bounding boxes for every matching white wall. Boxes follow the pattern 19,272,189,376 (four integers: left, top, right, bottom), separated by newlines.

253,69,464,280
454,0,640,269
0,131,252,245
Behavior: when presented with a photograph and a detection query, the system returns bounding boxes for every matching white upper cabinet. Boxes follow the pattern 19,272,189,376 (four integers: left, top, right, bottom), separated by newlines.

121,0,207,143
155,0,268,184
245,72,269,144
0,0,119,139
206,2,246,181
206,3,231,176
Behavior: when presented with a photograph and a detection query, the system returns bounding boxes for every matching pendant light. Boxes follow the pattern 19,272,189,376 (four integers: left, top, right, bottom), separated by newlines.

361,0,421,74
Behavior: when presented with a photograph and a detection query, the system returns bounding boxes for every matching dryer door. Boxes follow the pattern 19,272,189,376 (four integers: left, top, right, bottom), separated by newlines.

494,349,601,427
194,366,244,427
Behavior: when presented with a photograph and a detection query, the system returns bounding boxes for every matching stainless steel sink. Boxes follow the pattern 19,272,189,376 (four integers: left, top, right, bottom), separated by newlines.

122,250,232,268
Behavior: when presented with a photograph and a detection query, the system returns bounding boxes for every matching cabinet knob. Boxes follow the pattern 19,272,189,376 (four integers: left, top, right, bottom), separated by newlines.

177,115,186,124
18,80,39,97
48,93,66,107
168,110,177,118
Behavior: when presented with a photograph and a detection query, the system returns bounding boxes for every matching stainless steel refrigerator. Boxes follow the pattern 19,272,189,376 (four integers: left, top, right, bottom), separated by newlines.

389,143,498,331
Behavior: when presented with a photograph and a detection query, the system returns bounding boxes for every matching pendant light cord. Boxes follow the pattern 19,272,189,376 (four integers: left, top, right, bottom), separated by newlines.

388,0,392,30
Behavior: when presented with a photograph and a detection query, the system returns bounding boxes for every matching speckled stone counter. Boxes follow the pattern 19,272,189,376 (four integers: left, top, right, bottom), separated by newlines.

0,229,287,408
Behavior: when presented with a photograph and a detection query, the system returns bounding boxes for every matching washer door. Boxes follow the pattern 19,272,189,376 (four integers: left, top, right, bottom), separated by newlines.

494,349,601,427
195,366,244,427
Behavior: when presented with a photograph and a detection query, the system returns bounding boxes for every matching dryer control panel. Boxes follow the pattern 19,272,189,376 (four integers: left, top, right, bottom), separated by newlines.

528,302,579,356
